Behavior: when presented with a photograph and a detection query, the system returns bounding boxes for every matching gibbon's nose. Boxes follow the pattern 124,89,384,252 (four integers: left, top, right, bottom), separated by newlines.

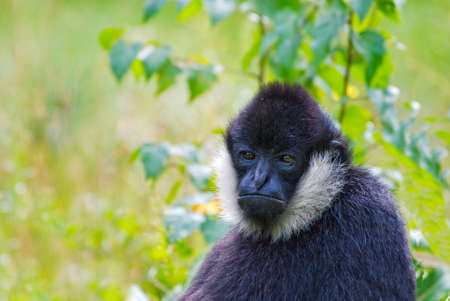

254,159,270,189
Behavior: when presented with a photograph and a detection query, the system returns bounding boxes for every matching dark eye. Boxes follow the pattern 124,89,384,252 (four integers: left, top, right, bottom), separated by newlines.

280,154,294,163
240,151,256,160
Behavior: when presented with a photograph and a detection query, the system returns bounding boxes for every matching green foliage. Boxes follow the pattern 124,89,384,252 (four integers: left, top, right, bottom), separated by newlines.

200,216,231,243
105,37,219,100
141,142,169,180
110,41,142,80
175,193,215,206
156,61,182,94
202,0,236,24
435,130,450,145
186,64,218,101
186,164,213,190
143,0,167,21
353,30,386,85
177,0,202,21
376,0,400,22
99,27,124,50
163,207,205,243
140,45,171,79
310,0,347,65
350,0,374,21
414,259,450,301
96,0,450,299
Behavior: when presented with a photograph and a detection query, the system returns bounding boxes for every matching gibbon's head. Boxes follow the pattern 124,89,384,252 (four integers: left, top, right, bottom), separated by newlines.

215,83,350,241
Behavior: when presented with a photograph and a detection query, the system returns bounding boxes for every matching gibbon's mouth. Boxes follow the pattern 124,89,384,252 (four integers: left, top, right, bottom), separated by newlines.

237,194,286,222
238,194,285,203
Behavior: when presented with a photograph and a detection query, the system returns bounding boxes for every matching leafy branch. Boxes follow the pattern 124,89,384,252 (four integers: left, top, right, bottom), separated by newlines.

99,1,450,299
338,9,354,123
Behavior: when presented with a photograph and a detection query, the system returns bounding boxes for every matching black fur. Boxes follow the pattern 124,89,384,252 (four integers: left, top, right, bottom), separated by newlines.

178,83,415,300
226,83,346,160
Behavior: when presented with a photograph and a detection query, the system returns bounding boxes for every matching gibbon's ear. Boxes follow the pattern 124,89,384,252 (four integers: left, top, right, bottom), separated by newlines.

329,139,350,163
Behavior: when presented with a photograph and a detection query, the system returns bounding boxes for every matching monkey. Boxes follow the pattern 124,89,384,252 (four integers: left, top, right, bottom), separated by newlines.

178,83,416,300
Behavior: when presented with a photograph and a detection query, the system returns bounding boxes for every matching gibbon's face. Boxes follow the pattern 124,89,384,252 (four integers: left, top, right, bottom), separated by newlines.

218,83,348,239
229,137,307,225
224,86,325,226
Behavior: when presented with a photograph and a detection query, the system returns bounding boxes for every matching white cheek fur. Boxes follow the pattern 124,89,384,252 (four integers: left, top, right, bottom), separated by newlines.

214,147,348,241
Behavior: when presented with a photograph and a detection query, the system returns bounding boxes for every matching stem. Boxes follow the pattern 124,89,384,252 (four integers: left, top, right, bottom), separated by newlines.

258,16,267,87
225,67,259,79
338,9,354,123
173,58,258,79
299,4,319,29
149,274,169,293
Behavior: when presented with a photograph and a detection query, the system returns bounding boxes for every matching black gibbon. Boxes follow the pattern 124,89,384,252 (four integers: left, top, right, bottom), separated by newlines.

178,83,415,301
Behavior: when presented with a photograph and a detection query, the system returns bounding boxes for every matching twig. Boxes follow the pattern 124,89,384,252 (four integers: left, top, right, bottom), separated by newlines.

149,274,169,293
225,67,259,79
299,4,319,29
258,16,267,87
338,9,354,123
172,57,258,79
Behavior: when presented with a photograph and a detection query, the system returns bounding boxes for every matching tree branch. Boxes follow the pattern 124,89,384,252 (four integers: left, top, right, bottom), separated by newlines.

258,16,267,87
338,9,354,123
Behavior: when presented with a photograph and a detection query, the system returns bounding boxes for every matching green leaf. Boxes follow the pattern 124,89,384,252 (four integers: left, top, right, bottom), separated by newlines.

177,0,202,21
352,30,386,86
175,192,215,206
269,35,302,80
313,75,333,99
251,0,301,18
163,142,198,162
435,130,450,145
143,0,167,21
409,229,431,251
164,180,183,204
272,9,299,37
186,64,218,101
174,240,194,257
139,45,171,79
99,27,124,50
272,34,301,68
370,87,448,187
373,134,449,260
140,142,169,180
130,59,145,80
265,9,303,80
156,61,182,94
416,267,450,301
242,30,262,71
163,207,205,243
212,127,225,135
109,41,142,80
310,0,347,64
341,104,372,141
176,0,192,10
370,53,393,89
128,147,141,164
376,0,399,23
350,0,374,21
259,32,278,57
202,0,236,25
187,164,213,190
200,216,231,243
316,63,344,97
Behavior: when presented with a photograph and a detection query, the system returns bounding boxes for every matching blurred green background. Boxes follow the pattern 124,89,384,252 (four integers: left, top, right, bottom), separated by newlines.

0,0,449,300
